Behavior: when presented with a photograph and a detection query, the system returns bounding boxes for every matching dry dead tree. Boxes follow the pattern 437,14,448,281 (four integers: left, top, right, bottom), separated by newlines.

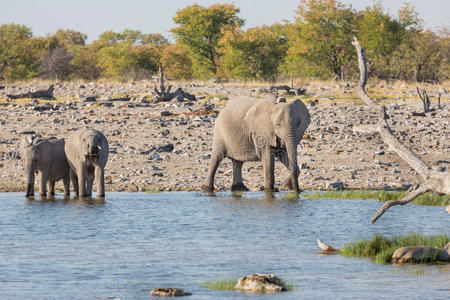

154,64,195,102
7,84,55,100
413,88,443,116
351,37,449,223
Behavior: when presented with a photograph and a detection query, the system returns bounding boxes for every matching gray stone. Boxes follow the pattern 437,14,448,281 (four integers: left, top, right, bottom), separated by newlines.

150,287,191,297
151,152,162,161
391,246,449,264
235,274,288,293
327,181,344,190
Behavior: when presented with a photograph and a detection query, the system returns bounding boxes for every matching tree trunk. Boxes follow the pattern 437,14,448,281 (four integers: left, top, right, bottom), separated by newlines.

351,37,449,223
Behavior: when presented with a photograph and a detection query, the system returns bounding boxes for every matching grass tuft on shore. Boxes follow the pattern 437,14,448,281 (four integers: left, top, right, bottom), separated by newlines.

283,191,299,199
341,233,449,263
202,279,237,291
303,190,449,206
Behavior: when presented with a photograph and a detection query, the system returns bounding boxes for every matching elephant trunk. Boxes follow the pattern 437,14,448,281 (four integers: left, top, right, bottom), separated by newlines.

285,131,300,194
25,164,35,197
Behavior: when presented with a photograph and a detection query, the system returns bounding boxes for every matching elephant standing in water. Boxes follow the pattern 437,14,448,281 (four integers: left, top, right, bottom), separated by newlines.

201,97,310,193
65,128,109,198
20,137,70,197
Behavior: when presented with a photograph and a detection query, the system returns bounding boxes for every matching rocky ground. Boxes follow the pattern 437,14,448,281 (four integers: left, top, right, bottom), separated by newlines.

0,81,448,193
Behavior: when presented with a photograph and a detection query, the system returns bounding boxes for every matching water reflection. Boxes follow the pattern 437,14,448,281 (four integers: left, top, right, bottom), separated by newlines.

26,194,105,206
0,192,448,300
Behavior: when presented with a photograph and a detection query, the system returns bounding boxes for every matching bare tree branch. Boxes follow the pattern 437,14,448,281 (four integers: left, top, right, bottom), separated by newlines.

351,37,449,223
371,184,429,223
153,64,196,102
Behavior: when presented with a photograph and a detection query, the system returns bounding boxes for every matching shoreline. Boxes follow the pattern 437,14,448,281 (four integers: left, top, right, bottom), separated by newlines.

0,82,448,194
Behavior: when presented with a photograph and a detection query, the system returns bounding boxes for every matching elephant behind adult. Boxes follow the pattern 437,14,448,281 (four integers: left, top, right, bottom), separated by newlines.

20,136,70,197
65,128,109,198
201,97,310,193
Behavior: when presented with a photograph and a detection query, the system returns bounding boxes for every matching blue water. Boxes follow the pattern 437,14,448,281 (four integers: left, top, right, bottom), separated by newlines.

0,192,449,299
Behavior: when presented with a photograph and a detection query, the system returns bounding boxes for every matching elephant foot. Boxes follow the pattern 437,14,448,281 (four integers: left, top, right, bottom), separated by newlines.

200,184,214,193
97,193,105,198
259,186,279,192
231,183,249,192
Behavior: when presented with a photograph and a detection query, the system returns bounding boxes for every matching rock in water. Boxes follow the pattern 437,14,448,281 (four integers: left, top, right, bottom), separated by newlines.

446,205,450,214
234,273,288,293
150,287,191,297
391,246,448,264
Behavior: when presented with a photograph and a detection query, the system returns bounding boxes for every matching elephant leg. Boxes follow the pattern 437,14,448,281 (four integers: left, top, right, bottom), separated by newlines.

231,160,248,191
47,181,55,197
262,149,275,192
63,173,70,197
201,146,225,192
70,169,79,197
95,165,105,198
39,171,48,197
86,170,94,197
77,165,87,198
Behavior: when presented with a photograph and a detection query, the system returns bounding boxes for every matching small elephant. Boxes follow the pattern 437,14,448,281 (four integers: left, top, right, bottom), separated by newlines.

201,97,310,193
20,136,70,197
65,128,109,198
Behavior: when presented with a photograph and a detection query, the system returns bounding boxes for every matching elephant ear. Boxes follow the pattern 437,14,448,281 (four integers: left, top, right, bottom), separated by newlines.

291,99,311,144
244,99,277,150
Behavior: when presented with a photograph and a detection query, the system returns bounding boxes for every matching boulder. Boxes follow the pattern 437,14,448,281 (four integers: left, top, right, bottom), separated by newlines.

391,246,449,264
326,181,344,190
234,273,288,293
150,287,191,297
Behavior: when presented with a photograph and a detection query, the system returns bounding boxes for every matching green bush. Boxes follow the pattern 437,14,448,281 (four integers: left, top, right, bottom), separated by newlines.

342,233,449,263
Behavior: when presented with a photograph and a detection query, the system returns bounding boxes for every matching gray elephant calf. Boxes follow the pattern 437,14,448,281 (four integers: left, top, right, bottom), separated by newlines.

65,128,109,198
20,137,70,197
201,97,310,193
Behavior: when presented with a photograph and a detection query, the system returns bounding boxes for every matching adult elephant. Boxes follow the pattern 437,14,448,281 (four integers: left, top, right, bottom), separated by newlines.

201,97,310,194
65,128,109,198
20,137,70,197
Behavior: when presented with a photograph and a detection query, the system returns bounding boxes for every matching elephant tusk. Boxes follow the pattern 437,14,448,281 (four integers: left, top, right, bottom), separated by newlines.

97,145,102,150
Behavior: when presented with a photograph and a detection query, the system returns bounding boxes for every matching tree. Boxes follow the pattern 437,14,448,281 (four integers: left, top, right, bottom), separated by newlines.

161,43,193,80
356,3,403,79
0,23,47,81
219,25,288,80
69,45,101,80
54,29,87,46
38,46,73,79
96,41,135,78
171,4,244,78
287,0,357,80
390,30,443,82
98,29,168,46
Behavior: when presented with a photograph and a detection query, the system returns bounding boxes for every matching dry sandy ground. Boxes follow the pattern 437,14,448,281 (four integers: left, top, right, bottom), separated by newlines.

0,81,448,194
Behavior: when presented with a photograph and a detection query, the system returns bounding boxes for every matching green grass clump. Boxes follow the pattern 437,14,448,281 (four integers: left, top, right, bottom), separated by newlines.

342,233,449,263
378,191,449,206
304,190,381,200
303,190,449,206
283,191,299,199
202,279,237,291
377,190,405,201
